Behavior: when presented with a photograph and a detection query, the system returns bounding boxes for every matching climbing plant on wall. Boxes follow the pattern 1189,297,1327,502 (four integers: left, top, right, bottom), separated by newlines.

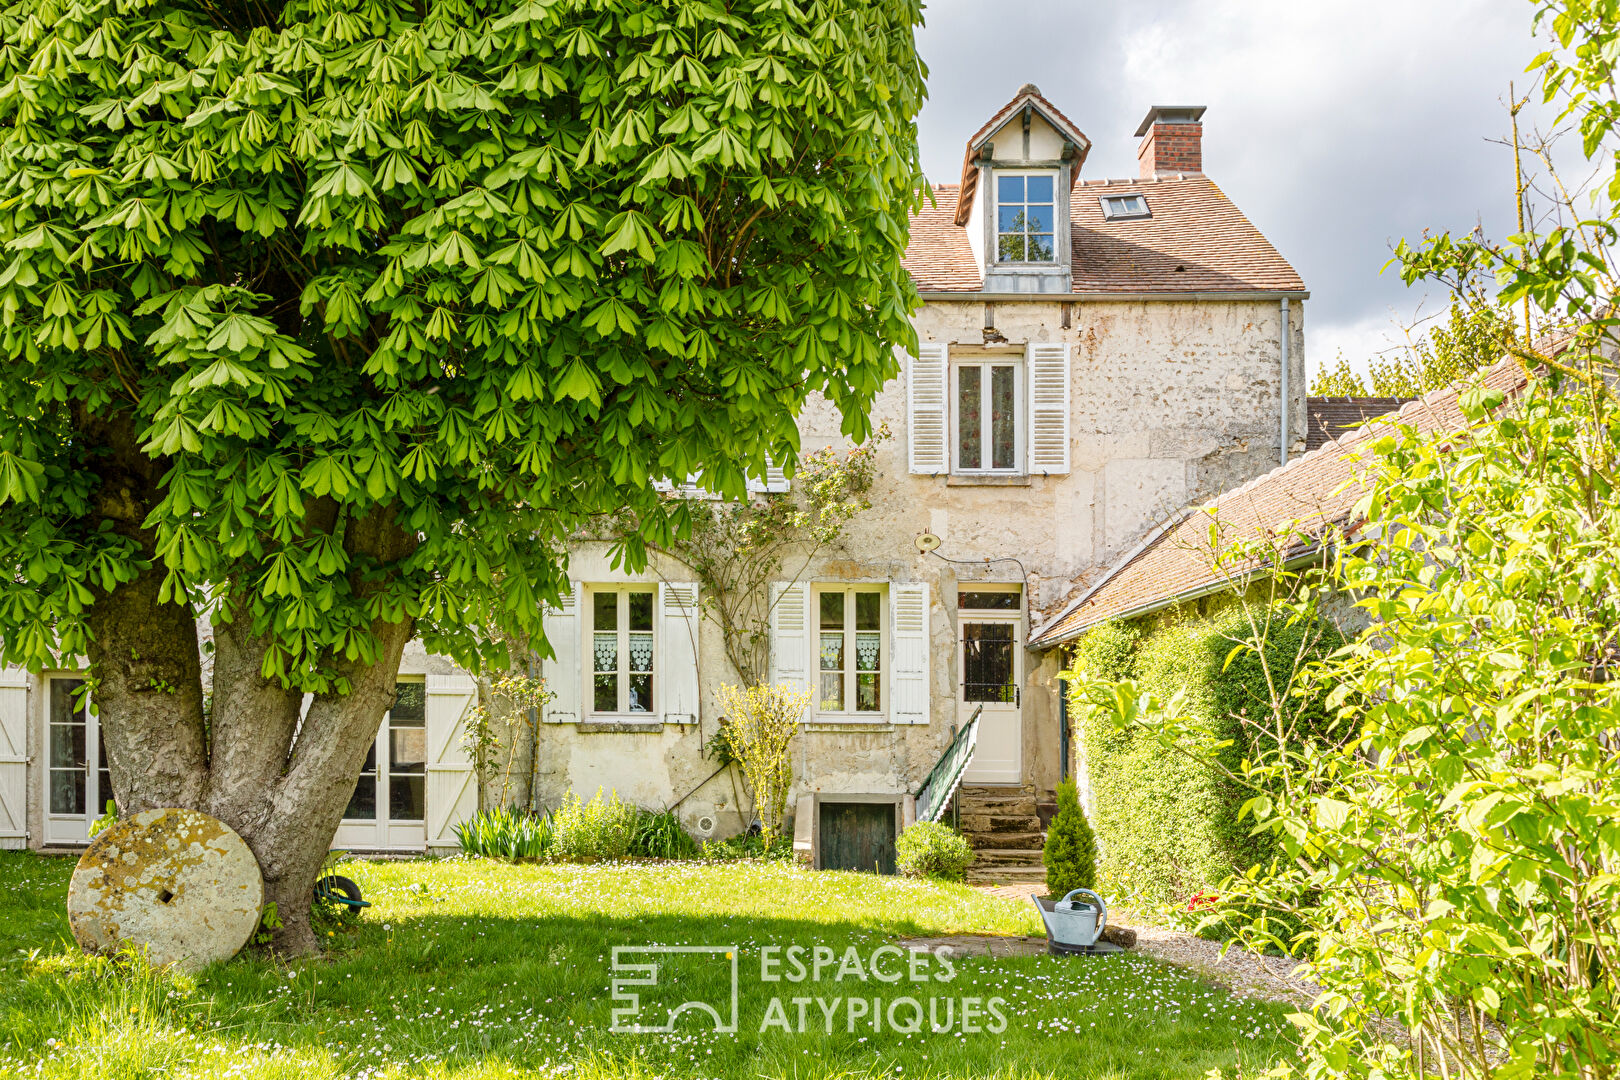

653,429,888,686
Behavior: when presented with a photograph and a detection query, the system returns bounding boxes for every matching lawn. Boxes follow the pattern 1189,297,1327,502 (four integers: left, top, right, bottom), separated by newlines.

0,852,1294,1079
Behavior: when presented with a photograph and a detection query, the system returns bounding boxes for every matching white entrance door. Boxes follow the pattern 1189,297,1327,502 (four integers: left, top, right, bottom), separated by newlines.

44,677,111,846
958,589,1023,785
334,680,429,851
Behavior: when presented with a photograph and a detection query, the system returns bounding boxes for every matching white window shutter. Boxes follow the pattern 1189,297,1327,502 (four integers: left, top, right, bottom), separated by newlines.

0,669,27,847
890,582,930,724
768,581,811,695
907,344,949,474
425,672,479,850
540,582,580,722
658,582,701,723
1027,342,1071,474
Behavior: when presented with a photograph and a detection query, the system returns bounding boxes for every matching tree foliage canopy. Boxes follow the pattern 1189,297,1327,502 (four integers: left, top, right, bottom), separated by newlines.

1310,302,1513,397
0,0,926,686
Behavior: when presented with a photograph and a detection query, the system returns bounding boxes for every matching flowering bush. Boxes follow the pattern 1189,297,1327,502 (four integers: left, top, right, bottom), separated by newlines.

895,821,973,882
715,683,810,848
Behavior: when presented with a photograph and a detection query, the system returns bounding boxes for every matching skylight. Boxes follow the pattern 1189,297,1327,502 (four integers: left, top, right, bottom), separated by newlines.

1099,194,1150,221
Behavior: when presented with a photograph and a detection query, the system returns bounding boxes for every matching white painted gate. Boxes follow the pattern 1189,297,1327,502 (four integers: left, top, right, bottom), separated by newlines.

425,672,479,851
0,670,26,849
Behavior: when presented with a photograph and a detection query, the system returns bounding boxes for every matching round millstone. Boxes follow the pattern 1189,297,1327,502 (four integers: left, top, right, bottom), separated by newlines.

67,808,264,972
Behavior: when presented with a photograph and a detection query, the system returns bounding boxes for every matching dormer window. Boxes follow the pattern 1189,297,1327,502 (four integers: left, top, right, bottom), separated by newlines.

995,173,1056,262
1100,194,1150,221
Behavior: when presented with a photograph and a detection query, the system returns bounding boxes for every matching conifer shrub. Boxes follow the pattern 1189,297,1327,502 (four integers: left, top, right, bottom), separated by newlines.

1042,779,1098,897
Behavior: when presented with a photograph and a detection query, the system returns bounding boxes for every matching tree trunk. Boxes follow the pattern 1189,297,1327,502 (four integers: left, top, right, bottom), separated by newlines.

82,412,420,954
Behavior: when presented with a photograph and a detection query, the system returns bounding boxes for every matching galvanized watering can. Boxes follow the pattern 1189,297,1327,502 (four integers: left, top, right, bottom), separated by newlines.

1031,888,1108,949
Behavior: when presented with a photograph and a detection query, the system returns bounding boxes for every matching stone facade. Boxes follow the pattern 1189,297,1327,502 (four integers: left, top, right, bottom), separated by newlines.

495,292,1305,846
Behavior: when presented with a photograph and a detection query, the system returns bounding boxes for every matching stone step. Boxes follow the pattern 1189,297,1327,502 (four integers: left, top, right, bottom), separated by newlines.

958,795,1039,817
970,847,1048,868
966,830,1045,852
967,865,1047,885
958,812,1045,834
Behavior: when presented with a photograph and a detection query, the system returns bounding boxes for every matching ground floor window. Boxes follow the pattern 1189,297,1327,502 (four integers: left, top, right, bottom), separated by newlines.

591,587,655,715
816,586,885,715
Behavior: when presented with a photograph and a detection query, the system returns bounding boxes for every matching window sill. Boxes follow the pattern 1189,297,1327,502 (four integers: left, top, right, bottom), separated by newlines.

578,720,664,734
803,720,895,734
946,473,1031,487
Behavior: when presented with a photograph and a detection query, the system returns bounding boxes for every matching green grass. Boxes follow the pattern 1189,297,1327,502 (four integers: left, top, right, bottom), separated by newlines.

0,852,1295,1079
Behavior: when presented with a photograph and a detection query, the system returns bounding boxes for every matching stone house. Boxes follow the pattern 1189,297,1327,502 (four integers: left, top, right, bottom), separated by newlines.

2,87,1308,874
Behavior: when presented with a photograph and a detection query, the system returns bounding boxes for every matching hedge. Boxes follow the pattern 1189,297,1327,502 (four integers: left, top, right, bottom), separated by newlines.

1068,603,1343,908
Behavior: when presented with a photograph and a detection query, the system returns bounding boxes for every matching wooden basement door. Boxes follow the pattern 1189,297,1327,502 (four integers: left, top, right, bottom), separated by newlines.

818,802,897,874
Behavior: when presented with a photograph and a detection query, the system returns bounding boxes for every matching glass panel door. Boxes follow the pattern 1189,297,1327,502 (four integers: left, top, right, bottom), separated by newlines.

387,682,426,823
46,678,106,845
339,680,429,849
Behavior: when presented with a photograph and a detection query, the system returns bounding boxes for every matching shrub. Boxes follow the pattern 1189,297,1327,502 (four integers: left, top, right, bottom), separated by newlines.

629,809,699,861
1042,779,1098,897
549,789,638,862
715,683,810,847
699,833,795,862
1068,603,1343,909
894,821,973,882
454,806,552,860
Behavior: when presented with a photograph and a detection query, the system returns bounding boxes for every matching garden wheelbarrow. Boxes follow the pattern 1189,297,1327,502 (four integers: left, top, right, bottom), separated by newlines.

1031,888,1120,955
314,874,370,910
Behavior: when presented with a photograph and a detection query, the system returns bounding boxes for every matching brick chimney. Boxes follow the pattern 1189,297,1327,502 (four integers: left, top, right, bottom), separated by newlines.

1135,105,1207,178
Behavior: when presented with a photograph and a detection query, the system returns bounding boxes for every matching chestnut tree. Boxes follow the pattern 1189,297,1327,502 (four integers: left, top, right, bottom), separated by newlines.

0,0,924,950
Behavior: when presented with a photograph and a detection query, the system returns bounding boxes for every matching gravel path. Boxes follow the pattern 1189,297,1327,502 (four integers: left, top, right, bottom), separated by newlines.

975,884,1320,1007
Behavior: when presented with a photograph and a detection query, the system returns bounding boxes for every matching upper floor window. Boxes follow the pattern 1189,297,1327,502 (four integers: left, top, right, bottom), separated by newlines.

996,173,1056,263
817,586,884,715
955,359,1021,472
592,587,655,714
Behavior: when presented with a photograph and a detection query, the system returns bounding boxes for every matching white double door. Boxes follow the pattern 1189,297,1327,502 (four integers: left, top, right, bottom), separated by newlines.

333,681,429,851
959,612,1023,785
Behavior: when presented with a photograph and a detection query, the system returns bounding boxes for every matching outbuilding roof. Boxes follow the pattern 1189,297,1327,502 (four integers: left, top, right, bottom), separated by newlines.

1028,360,1531,648
1305,396,1415,451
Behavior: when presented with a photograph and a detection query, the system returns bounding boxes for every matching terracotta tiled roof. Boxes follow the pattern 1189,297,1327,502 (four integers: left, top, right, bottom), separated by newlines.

904,186,983,291
1028,360,1531,648
955,85,1093,225
903,177,1304,295
1305,397,1414,451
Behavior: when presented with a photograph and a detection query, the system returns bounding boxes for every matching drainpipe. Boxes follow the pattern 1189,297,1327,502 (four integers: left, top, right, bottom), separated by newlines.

1058,681,1069,784
1280,297,1291,467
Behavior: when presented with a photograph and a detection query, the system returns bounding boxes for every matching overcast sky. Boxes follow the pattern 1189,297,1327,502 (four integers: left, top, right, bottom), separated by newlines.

914,0,1552,381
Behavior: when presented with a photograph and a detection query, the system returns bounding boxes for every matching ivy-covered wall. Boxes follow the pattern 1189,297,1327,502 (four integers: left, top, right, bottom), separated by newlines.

1067,600,1344,907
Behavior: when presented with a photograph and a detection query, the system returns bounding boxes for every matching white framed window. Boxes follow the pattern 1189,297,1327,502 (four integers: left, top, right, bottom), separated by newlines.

995,172,1057,263
815,585,886,716
1099,193,1150,221
590,586,656,715
953,359,1022,473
